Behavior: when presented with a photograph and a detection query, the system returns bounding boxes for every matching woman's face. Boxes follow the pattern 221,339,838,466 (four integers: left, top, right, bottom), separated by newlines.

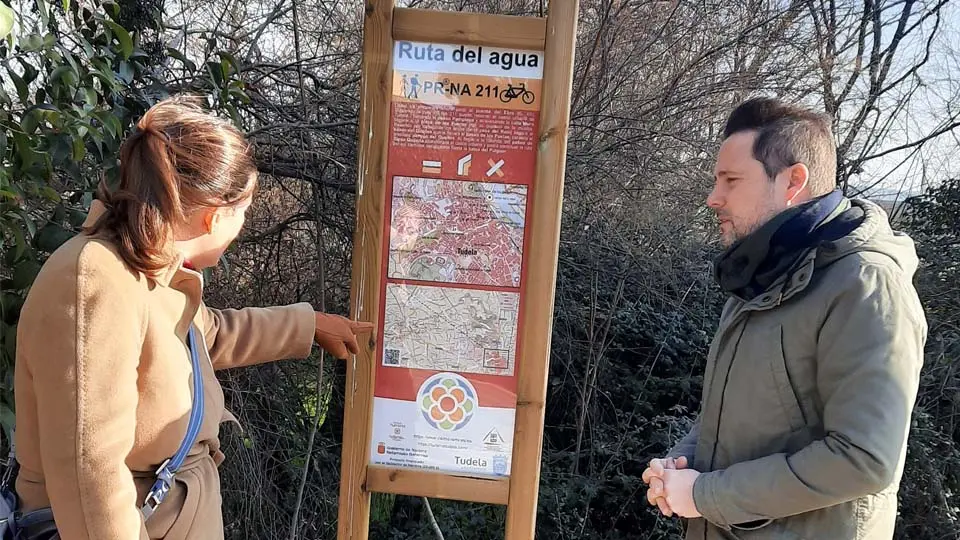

180,196,252,270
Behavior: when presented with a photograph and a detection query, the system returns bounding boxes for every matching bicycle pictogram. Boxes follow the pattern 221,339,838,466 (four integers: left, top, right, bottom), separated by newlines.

500,83,535,105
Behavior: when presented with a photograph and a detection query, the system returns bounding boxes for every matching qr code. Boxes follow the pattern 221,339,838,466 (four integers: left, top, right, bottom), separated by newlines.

384,348,401,366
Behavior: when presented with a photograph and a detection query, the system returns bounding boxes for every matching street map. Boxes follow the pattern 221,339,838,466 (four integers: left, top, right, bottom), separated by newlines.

389,176,527,287
382,283,519,376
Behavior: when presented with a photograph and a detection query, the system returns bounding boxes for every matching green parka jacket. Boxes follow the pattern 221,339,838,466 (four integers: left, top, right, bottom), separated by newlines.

670,198,927,540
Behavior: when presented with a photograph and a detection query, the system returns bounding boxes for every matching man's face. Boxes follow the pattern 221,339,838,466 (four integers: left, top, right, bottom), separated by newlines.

708,131,790,247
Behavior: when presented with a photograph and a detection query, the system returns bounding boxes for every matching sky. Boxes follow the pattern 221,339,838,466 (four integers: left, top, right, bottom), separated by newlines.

160,0,960,207
847,1,960,202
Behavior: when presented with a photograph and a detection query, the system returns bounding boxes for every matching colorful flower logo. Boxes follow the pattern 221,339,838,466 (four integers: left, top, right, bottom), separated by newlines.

418,373,477,431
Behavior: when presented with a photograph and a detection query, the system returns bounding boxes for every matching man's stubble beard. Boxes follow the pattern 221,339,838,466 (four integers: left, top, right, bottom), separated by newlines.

724,197,783,248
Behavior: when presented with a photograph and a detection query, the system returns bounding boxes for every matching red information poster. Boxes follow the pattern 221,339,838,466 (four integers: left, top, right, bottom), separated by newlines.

368,40,543,477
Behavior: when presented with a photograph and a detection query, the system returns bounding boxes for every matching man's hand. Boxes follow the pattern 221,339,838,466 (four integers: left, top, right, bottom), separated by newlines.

661,468,702,518
314,313,374,359
643,456,688,517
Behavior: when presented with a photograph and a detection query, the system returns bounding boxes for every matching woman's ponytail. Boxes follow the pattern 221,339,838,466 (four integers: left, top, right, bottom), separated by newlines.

86,97,257,277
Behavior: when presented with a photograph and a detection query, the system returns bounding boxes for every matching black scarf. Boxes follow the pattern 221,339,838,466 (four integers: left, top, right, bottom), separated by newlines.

714,190,858,301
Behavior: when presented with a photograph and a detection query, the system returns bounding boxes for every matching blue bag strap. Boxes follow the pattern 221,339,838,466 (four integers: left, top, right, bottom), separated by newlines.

141,324,205,520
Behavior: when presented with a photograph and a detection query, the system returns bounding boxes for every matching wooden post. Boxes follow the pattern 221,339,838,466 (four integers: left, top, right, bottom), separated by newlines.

504,0,579,538
340,0,394,538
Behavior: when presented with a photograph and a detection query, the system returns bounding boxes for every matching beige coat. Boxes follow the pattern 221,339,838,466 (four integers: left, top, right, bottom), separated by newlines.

14,201,317,539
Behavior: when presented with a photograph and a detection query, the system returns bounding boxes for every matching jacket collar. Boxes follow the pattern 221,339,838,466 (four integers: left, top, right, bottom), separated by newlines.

722,197,871,317
729,197,888,316
82,199,203,290
714,190,846,302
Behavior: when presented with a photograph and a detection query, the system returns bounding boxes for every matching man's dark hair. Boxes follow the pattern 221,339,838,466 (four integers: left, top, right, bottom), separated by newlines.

723,97,837,196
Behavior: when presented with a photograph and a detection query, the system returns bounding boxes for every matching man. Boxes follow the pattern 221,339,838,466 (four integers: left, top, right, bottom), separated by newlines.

642,97,927,539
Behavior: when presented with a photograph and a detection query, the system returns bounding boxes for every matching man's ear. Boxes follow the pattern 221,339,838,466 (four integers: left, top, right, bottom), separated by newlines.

786,163,809,206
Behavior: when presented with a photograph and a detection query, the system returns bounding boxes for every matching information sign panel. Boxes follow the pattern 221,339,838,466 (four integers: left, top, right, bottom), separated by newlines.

369,40,544,477
339,4,578,539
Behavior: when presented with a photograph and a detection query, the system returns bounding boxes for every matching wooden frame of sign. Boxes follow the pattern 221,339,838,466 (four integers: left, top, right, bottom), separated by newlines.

340,1,578,539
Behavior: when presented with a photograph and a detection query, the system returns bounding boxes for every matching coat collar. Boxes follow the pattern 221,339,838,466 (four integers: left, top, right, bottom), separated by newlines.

713,190,845,302
725,197,882,316
82,199,203,290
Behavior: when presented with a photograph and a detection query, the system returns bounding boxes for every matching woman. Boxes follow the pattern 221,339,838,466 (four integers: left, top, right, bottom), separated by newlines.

12,97,372,539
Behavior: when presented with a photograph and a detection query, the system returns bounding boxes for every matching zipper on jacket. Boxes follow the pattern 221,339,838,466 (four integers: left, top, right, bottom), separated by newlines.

703,315,749,540
703,314,752,539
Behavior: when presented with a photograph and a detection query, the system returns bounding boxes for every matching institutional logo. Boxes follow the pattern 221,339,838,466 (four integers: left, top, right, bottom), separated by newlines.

492,454,508,476
483,428,507,449
418,372,478,431
389,421,406,442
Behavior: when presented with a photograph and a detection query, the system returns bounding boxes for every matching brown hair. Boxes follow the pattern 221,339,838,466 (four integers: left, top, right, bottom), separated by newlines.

723,97,838,197
87,96,257,276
